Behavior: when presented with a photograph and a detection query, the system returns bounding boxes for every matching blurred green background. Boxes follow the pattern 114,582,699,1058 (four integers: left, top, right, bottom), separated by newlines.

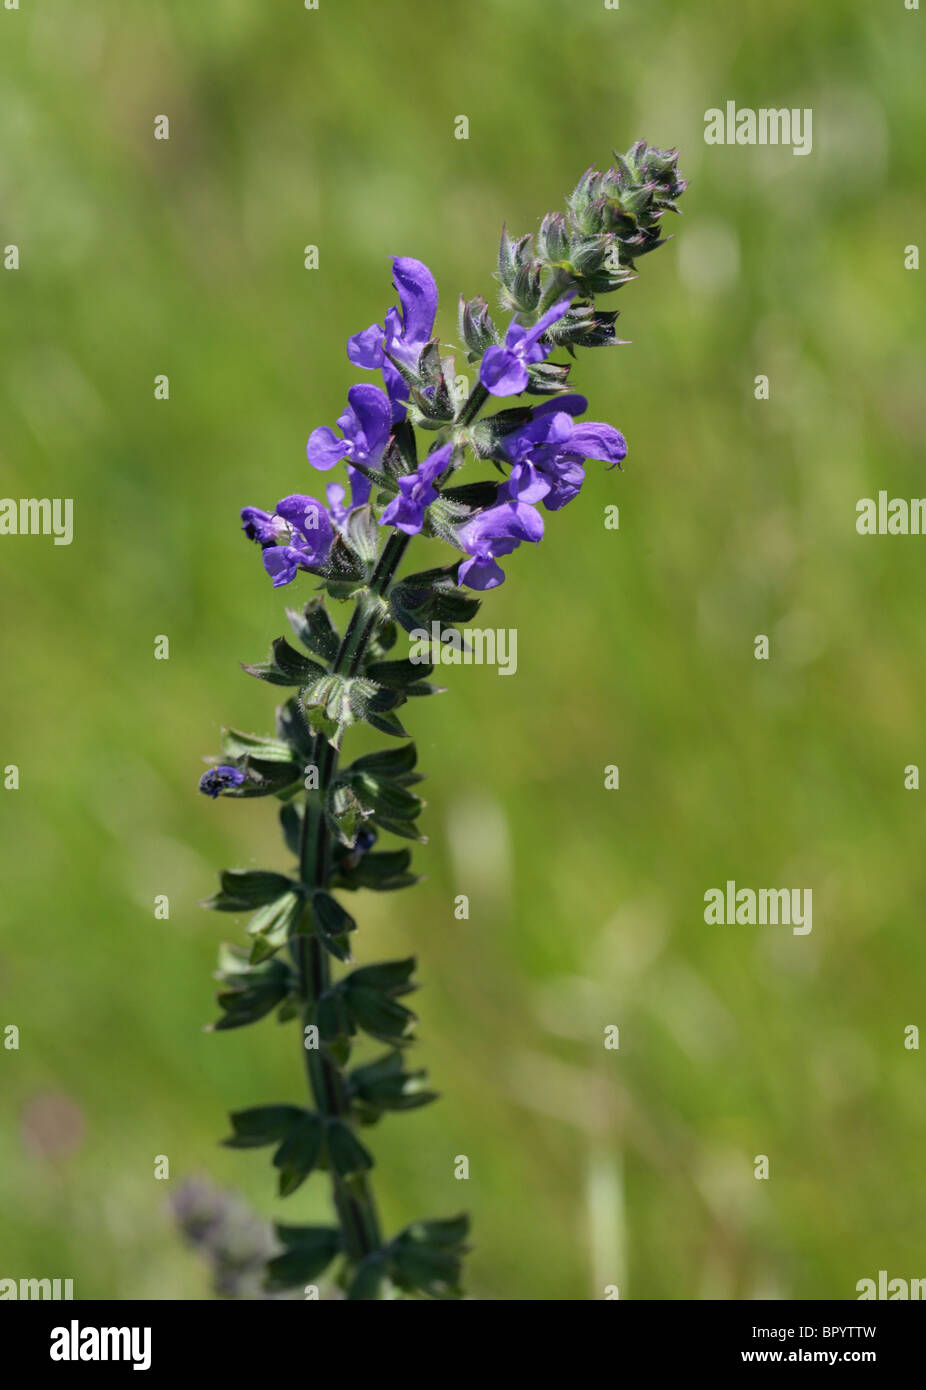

1,0,924,1301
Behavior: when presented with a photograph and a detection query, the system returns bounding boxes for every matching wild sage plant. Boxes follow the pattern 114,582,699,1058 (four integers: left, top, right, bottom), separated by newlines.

199,142,687,1300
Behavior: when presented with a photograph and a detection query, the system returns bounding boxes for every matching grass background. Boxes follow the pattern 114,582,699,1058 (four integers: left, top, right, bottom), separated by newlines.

1,0,924,1299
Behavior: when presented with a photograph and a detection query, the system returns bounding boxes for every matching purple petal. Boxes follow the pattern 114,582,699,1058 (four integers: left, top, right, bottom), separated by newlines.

326,482,348,528
307,426,349,471
521,293,576,349
380,493,425,535
458,554,507,590
459,500,544,549
480,346,529,397
541,466,585,510
275,495,334,555
262,545,304,588
391,256,438,350
347,323,386,369
570,422,628,467
417,441,453,486
347,465,372,508
501,462,550,505
382,361,409,422
533,393,588,418
345,383,392,464
241,507,285,544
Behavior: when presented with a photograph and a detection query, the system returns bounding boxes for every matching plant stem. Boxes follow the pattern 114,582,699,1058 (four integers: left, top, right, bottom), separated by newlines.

455,380,488,428
290,529,413,1278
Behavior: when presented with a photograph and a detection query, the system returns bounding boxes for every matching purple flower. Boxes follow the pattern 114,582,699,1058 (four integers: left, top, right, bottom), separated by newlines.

347,257,439,421
241,494,334,588
479,294,575,397
199,765,245,799
240,507,287,544
498,396,627,510
323,479,362,530
379,441,452,536
307,384,392,489
456,500,544,590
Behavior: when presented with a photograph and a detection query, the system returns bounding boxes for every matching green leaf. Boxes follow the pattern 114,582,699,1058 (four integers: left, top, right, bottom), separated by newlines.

325,1118,373,1178
246,891,305,964
204,869,295,913
404,1214,470,1248
348,744,418,779
265,1227,343,1290
365,658,434,689
313,891,356,938
223,1104,303,1149
273,1112,324,1197
352,773,423,823
364,708,410,740
221,729,295,763
389,1242,464,1299
350,1050,438,1116
345,504,380,565
312,891,356,961
326,783,371,849
212,952,293,1032
275,698,316,762
387,1214,471,1298
286,597,340,663
343,985,417,1046
280,802,303,858
346,958,417,995
302,673,353,742
390,566,481,633
324,534,367,586
334,847,418,893
381,419,418,478
242,637,326,686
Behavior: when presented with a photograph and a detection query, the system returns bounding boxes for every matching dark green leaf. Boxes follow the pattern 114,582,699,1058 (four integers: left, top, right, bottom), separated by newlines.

287,598,340,663
273,1112,324,1197
223,1104,303,1149
265,1226,343,1289
325,1118,373,1178
221,729,294,763
204,869,295,913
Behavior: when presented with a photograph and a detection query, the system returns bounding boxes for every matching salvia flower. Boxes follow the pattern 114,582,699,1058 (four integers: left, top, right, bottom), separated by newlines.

247,494,334,588
348,257,439,421
240,507,288,545
199,765,245,799
325,474,369,530
479,293,575,397
499,397,628,511
202,141,686,1300
307,383,392,479
379,441,452,535
456,499,544,590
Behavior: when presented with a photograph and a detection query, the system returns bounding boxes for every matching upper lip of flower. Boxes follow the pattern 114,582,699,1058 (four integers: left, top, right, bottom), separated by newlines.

479,293,576,397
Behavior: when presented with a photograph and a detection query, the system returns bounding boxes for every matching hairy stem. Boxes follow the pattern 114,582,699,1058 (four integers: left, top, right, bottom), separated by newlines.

291,528,413,1278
